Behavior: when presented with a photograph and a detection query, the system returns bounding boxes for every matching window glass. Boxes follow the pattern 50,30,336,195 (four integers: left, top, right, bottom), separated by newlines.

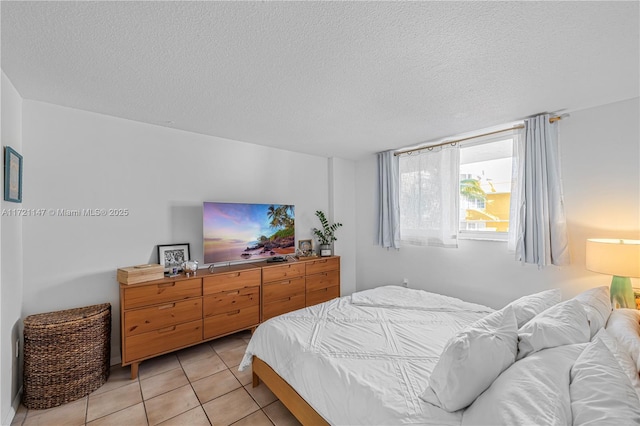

459,138,513,239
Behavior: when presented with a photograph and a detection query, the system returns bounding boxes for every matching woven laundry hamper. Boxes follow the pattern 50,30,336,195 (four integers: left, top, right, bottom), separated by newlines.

23,303,111,409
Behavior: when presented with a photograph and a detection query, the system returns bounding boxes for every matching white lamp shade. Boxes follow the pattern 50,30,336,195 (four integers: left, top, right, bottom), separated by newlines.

586,239,640,278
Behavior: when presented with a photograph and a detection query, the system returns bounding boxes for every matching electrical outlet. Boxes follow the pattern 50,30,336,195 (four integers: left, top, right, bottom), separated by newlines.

402,278,409,288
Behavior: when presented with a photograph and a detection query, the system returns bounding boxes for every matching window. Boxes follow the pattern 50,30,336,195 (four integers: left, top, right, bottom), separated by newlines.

398,131,516,245
459,137,513,241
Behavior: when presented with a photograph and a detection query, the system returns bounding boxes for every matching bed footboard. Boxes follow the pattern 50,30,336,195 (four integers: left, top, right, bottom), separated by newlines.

252,356,329,426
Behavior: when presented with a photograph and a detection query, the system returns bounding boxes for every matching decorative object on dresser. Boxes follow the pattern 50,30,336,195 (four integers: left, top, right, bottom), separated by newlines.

298,239,313,256
586,238,640,309
23,304,111,409
4,146,23,203
118,256,340,378
182,259,199,276
157,243,190,272
117,264,164,285
312,210,343,256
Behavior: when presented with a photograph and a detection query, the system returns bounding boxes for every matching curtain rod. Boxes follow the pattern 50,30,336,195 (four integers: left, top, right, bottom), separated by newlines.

394,115,565,157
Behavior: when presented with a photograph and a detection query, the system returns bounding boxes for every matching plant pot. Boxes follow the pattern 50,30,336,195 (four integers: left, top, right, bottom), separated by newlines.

319,244,332,257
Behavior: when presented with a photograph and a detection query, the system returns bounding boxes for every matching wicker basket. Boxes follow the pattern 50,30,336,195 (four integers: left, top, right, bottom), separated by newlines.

23,303,111,409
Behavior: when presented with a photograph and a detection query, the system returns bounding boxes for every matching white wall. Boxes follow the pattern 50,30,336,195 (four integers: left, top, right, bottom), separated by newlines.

330,157,357,296
355,97,640,309
20,100,348,366
1,71,24,425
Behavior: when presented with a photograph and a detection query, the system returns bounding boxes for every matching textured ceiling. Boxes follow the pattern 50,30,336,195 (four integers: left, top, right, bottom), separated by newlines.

2,1,638,160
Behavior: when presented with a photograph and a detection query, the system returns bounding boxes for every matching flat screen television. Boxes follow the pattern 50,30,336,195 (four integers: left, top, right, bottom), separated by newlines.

203,202,295,265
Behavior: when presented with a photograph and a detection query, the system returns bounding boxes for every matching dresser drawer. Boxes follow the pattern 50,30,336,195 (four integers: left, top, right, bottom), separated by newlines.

306,270,340,293
262,263,305,283
203,287,259,318
124,298,202,337
305,257,339,275
123,279,202,309
125,319,202,362
263,293,306,321
203,270,261,295
263,276,305,304
306,286,340,307
203,305,260,339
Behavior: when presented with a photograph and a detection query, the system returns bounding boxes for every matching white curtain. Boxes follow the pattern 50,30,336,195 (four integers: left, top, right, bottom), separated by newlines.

399,145,460,248
376,150,401,249
510,114,570,266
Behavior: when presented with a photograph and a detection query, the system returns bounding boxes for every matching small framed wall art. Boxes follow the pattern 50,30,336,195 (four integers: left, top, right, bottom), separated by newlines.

4,146,22,203
157,243,191,272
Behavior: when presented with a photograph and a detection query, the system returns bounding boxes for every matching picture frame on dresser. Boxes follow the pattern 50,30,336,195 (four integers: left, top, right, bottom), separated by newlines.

157,243,190,272
298,239,313,256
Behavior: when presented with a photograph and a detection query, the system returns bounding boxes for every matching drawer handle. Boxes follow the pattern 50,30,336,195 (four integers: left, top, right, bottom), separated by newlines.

282,280,291,285
158,303,175,310
157,325,176,333
158,282,176,288
319,260,328,264
227,290,240,296
227,310,240,316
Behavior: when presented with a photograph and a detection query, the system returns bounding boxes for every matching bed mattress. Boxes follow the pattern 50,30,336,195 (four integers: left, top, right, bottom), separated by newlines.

239,286,494,425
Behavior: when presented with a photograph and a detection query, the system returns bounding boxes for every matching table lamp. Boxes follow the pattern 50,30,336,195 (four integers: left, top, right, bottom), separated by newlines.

586,239,640,309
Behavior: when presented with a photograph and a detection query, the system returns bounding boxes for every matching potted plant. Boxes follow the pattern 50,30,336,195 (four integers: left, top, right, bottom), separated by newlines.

312,210,343,256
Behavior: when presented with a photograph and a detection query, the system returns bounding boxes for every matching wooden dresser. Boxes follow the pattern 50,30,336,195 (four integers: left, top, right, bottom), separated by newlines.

119,256,339,378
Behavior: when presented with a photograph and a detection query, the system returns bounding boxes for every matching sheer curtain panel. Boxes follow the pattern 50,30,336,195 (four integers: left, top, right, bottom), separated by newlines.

399,145,460,248
376,150,401,249
512,114,570,266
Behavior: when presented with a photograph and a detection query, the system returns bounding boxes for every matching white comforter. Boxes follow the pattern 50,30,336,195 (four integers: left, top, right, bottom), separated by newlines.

239,286,493,425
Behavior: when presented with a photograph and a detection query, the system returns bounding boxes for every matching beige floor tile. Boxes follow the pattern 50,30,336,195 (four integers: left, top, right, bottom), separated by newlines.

140,368,189,400
191,369,242,404
218,345,248,368
144,384,200,426
263,401,302,426
231,410,274,426
23,397,87,426
181,353,228,382
244,383,277,408
177,342,216,364
87,381,142,422
139,353,181,380
231,367,253,386
211,335,249,355
91,364,137,396
86,402,148,426
202,388,260,426
10,404,27,425
157,406,211,426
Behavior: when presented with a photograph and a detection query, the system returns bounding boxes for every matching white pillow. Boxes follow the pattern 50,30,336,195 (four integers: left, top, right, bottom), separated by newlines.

606,308,640,371
462,343,585,426
517,299,590,360
570,337,640,425
573,286,612,337
420,306,518,412
594,328,640,402
505,288,562,328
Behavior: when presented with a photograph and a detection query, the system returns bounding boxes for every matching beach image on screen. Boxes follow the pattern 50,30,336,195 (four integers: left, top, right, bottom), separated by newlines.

204,202,295,264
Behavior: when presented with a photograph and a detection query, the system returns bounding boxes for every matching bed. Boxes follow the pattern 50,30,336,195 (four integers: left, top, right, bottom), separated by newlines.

239,285,640,425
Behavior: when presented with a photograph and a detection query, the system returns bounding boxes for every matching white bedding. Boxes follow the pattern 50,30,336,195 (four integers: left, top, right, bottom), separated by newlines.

239,286,493,425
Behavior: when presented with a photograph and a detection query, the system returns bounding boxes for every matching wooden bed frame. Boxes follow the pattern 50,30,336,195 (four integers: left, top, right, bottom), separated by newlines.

252,356,329,425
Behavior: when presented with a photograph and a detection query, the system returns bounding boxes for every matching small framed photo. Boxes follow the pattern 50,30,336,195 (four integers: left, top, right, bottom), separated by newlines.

298,239,312,256
4,146,23,203
158,243,190,272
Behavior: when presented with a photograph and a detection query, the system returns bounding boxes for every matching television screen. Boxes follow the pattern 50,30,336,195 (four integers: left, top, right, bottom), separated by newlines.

203,202,295,264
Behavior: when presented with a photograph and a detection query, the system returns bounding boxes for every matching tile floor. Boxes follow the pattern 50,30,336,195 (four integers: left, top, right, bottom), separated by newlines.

11,331,301,426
